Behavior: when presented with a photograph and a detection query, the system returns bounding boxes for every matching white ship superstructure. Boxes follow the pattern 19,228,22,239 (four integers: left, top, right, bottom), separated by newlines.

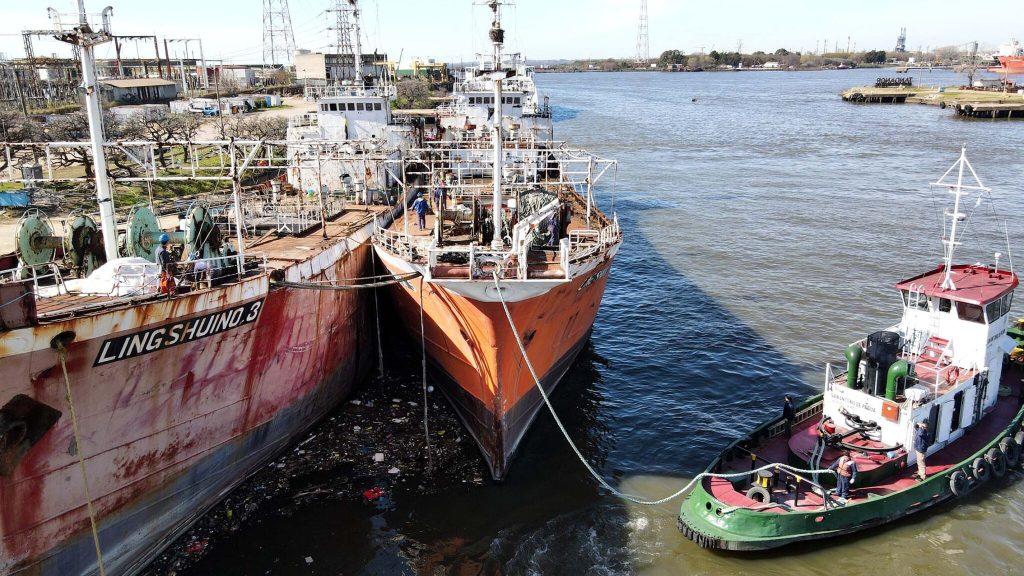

437,1,552,141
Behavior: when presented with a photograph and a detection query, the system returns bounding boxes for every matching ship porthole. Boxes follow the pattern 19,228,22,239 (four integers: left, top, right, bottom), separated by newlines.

705,502,712,511
715,508,723,516
815,516,824,523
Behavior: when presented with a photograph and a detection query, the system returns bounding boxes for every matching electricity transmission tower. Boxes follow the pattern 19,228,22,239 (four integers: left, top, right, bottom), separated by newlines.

634,0,649,65
327,0,354,57
263,0,296,67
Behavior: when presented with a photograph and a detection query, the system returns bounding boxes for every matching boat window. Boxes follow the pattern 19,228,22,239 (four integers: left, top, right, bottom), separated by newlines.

514,97,521,105
956,302,985,323
939,298,952,313
357,102,365,111
329,103,338,111
986,300,1002,323
1001,293,1014,318
320,104,327,111
374,102,382,110
347,103,355,111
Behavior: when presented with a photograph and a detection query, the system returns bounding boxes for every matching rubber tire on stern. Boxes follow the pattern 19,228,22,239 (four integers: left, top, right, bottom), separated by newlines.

999,437,1020,468
745,486,771,503
949,470,969,497
986,447,1007,478
972,457,990,483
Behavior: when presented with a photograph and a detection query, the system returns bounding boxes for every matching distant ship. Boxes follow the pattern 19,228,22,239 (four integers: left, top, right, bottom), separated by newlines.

372,1,622,480
990,38,1024,74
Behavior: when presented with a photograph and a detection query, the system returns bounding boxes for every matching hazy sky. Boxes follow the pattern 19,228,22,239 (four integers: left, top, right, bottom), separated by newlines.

1,0,1019,65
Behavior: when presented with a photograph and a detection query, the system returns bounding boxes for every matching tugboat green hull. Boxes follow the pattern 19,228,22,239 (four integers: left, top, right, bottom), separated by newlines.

678,377,1024,551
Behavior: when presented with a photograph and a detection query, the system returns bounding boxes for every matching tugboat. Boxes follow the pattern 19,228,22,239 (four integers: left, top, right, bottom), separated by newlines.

678,147,1022,550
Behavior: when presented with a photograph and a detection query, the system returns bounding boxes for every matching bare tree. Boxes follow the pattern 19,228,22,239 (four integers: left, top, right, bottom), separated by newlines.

954,42,981,86
223,115,287,140
0,110,46,173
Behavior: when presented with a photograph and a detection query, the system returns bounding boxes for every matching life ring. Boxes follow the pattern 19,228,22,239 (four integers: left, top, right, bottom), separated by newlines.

745,486,771,503
945,366,961,386
986,447,1007,478
949,469,969,497
971,457,990,483
999,437,1021,468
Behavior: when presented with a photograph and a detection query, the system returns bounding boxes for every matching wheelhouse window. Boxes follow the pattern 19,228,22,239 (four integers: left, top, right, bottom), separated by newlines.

939,298,952,313
900,290,929,311
981,293,1013,323
373,102,382,110
956,301,985,324
357,102,365,111
347,103,355,111
329,103,338,111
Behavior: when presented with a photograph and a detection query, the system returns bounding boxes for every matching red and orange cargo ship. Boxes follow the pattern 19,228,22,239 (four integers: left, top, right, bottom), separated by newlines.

373,135,621,479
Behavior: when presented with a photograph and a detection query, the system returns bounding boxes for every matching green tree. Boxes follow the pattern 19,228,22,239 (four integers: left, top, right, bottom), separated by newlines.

658,49,686,65
863,50,887,64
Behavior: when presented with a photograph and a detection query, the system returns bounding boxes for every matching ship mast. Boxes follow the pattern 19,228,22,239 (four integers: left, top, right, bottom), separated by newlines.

488,1,505,250
491,76,503,250
933,145,990,290
488,0,504,70
54,1,119,262
350,0,363,81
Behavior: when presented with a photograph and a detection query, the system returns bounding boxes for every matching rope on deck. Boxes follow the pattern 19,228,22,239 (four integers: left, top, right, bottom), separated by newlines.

491,271,838,506
271,271,421,291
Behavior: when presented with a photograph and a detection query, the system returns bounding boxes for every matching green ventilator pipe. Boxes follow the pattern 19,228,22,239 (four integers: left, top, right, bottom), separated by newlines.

845,344,862,388
886,360,909,400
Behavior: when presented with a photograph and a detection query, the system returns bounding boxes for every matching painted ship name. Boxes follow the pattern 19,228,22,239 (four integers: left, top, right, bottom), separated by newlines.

94,299,264,366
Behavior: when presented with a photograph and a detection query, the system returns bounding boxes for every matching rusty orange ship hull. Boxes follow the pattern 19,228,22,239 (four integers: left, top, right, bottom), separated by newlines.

376,252,616,479
0,220,388,575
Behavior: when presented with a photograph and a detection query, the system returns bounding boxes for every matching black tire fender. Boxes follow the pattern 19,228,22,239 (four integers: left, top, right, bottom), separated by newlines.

987,447,1007,478
972,457,990,483
949,469,970,497
999,437,1020,468
745,486,771,503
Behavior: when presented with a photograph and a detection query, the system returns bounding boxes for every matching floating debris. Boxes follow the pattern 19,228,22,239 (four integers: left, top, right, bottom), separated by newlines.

142,371,485,575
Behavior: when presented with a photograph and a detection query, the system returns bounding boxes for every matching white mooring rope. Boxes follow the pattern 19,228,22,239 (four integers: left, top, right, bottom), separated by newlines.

491,272,836,506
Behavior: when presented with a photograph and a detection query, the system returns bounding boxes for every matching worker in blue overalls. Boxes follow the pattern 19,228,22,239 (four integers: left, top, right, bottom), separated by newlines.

412,192,428,230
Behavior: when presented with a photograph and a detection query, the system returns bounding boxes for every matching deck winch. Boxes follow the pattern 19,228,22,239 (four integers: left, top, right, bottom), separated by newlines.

125,204,224,263
15,209,106,277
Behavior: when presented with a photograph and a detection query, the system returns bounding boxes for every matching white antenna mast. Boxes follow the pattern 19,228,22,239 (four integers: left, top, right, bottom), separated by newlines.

930,145,990,290
350,0,363,80
54,1,119,263
488,1,504,70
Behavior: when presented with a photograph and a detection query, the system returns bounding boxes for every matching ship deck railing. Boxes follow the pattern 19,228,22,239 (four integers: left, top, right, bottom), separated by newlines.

0,252,268,325
241,197,346,236
0,262,69,296
288,113,319,128
826,358,974,404
374,224,434,262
